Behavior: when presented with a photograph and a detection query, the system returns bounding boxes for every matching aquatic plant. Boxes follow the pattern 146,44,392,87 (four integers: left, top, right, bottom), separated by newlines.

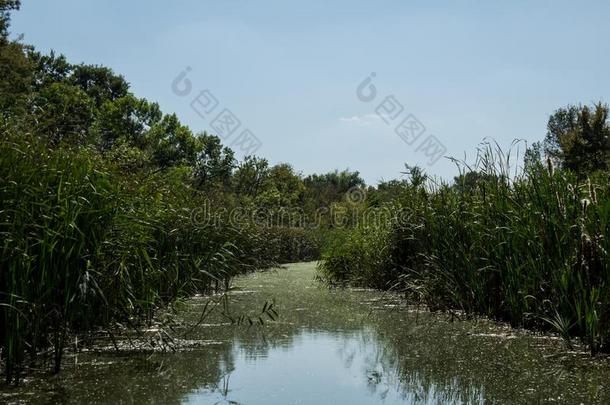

0,127,316,383
321,142,610,354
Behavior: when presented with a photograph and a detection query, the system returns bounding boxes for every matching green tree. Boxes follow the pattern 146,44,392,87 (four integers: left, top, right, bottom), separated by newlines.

233,155,270,198
0,39,31,115
268,163,305,206
303,169,364,208
0,1,31,116
69,64,129,108
401,164,427,188
93,95,162,151
149,114,202,168
452,171,497,193
523,141,543,172
30,50,72,90
544,103,610,175
370,179,409,205
0,0,19,41
33,82,95,145
193,132,236,189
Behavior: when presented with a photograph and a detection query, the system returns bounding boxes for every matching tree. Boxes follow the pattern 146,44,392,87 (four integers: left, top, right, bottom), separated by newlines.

30,51,72,90
93,95,162,151
0,39,31,115
149,114,201,168
452,171,497,193
0,0,19,42
544,103,610,175
370,179,409,204
193,132,235,189
303,170,365,208
233,156,270,198
401,164,427,188
33,82,95,145
0,1,31,115
523,141,543,172
268,163,305,206
69,64,129,108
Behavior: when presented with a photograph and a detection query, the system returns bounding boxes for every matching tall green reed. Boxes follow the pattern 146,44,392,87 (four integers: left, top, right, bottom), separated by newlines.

321,142,610,354
0,127,314,383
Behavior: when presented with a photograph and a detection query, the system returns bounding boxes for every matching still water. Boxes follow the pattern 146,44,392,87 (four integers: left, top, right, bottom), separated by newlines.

3,262,610,404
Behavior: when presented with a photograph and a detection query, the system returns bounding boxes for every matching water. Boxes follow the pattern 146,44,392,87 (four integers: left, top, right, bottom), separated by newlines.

3,262,610,404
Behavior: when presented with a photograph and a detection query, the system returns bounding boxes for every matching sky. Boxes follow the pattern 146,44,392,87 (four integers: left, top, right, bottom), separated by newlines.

10,0,610,185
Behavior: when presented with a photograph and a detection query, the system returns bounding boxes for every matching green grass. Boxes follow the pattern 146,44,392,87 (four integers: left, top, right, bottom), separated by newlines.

0,129,318,383
320,143,610,354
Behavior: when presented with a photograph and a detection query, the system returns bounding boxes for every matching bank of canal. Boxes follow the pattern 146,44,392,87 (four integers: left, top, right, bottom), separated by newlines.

2,262,610,404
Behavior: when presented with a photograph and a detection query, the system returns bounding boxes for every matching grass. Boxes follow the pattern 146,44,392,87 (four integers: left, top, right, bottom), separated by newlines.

320,142,610,354
0,128,318,383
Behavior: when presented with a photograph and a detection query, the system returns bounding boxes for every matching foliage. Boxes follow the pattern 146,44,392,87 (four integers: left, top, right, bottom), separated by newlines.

544,103,610,175
0,1,19,41
0,3,328,383
303,169,364,210
321,143,610,354
3,1,610,385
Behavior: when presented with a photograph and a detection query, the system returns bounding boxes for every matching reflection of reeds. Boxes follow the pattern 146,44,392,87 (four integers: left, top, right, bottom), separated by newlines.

321,141,610,354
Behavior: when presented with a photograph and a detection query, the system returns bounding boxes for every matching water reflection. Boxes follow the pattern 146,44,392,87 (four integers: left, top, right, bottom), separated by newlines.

2,262,610,404
184,330,485,404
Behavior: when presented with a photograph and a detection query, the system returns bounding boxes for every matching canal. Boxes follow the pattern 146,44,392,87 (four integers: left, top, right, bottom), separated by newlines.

3,262,610,404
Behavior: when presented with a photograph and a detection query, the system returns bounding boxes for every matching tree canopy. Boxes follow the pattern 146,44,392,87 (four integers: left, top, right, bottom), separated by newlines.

544,103,610,175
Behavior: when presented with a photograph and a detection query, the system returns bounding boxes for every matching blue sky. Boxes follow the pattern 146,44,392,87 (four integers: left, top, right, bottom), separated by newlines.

11,0,610,184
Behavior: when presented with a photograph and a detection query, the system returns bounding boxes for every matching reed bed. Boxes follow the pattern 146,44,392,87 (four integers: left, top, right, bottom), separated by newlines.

0,129,316,383
320,143,610,354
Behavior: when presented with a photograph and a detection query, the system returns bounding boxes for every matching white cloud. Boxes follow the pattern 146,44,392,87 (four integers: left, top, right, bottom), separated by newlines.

338,113,382,126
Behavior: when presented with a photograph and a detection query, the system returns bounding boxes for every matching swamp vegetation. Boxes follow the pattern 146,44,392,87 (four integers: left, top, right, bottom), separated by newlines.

1,1,610,399
0,1,328,383
321,144,610,355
